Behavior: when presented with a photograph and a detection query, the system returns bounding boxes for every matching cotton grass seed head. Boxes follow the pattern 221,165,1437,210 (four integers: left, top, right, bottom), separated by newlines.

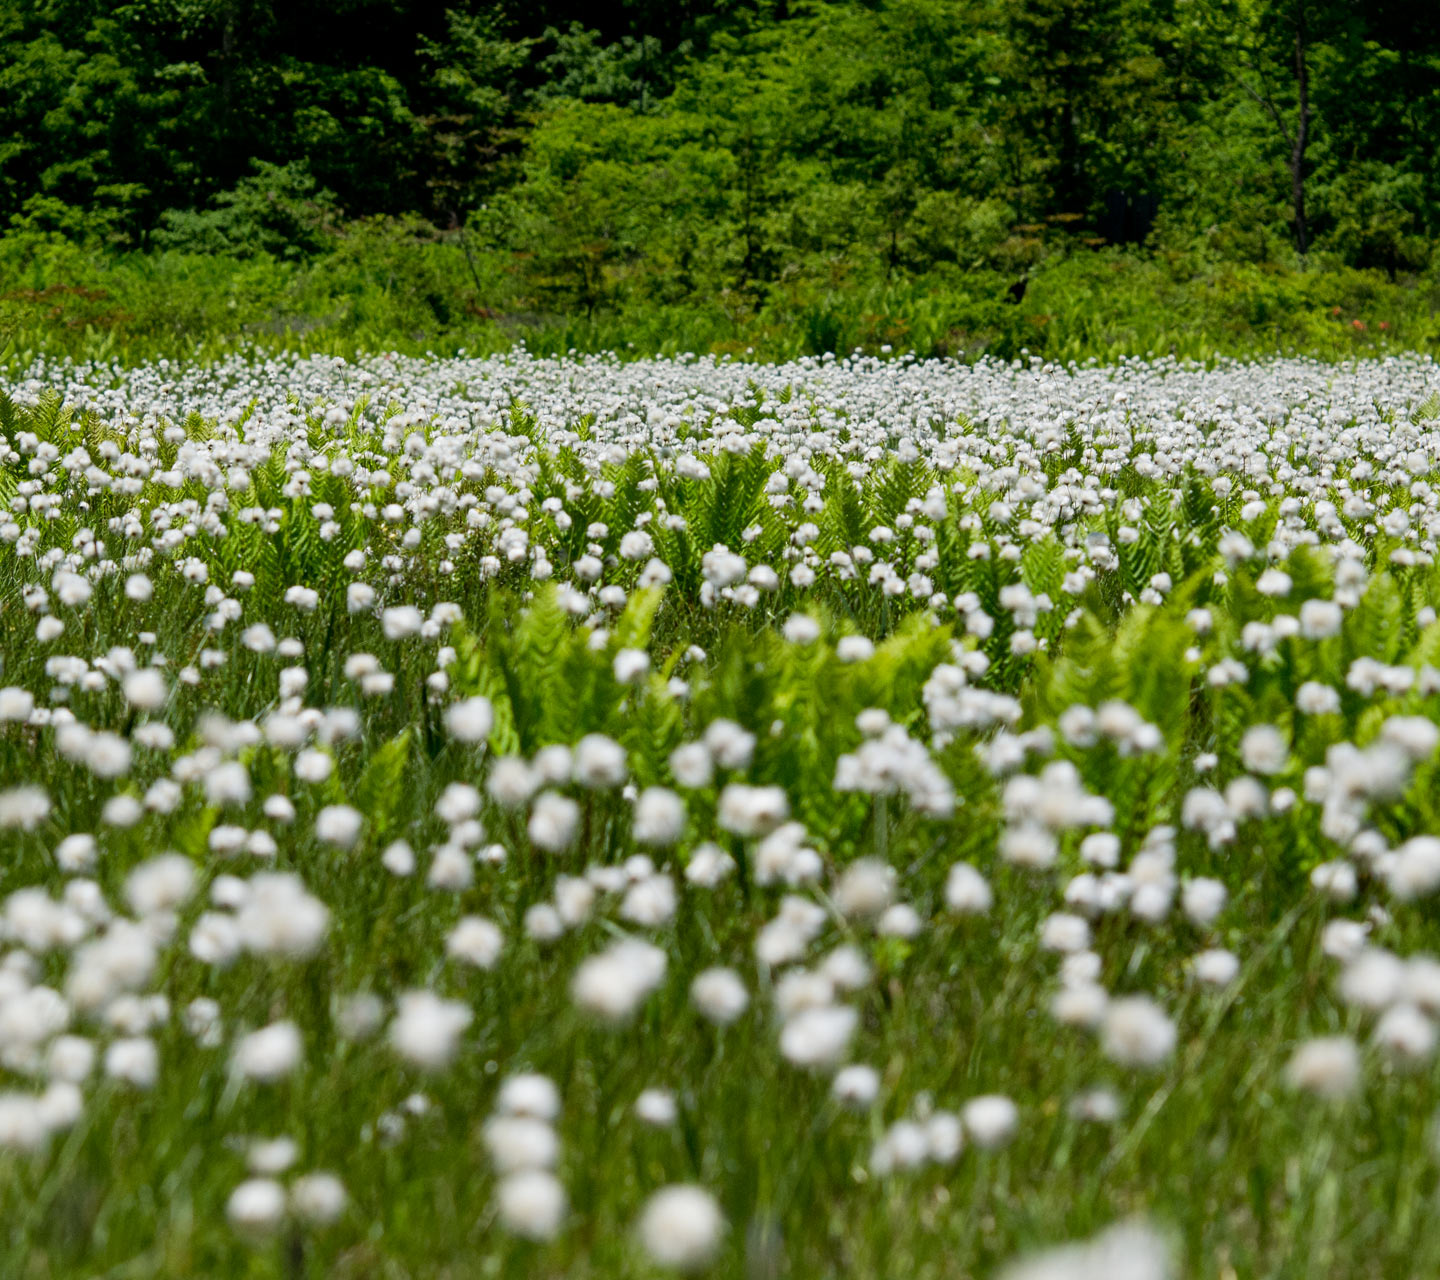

637,1184,726,1271
497,1169,567,1241
226,1178,287,1235
389,991,472,1069
1286,1036,1361,1099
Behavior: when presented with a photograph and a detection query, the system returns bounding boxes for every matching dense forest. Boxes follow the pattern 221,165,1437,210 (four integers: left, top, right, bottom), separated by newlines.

2,0,1439,360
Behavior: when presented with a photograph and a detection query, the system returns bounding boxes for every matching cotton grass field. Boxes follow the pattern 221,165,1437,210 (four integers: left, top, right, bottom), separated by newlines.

5,348,1440,1277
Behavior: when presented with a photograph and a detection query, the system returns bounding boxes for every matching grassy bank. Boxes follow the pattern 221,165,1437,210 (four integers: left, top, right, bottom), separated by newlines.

3,227,1438,368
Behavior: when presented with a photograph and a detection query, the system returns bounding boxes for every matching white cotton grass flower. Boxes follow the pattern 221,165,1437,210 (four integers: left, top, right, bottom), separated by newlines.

962,1094,1019,1149
621,875,677,927
104,1037,158,1088
294,748,334,784
926,1111,965,1164
1080,832,1121,868
703,720,756,770
205,761,251,807
1061,951,1103,986
1310,859,1358,902
382,840,416,876
53,899,137,984
1070,1087,1123,1124
446,916,504,968
1190,949,1240,987
1389,837,1440,899
0,787,50,831
1403,957,1440,1014
488,757,539,808
529,791,580,852
497,1169,567,1241
554,874,596,926
831,1064,881,1109
482,1115,560,1172
1339,948,1405,1010
633,787,687,846
685,844,735,888
871,1119,929,1175
1001,824,1057,870
669,742,714,789
1382,715,1440,762
234,1020,303,1082
837,635,875,662
235,873,329,958
184,996,223,1048
227,1178,288,1235
314,804,363,849
1040,913,1091,953
190,912,243,967
1373,1003,1437,1063
121,668,167,712
38,1082,82,1132
382,605,424,640
428,846,474,891
572,939,667,1023
635,1088,678,1126
833,858,895,918
263,794,296,824
1181,877,1227,926
242,1137,297,1177
1052,983,1109,1029
945,861,993,914
525,904,565,942
336,993,386,1041
637,1184,726,1271
446,696,494,744
717,784,789,837
241,624,276,654
1322,919,1371,962
0,1093,50,1152
774,969,834,1018
47,1036,95,1083
1299,598,1343,639
0,687,36,722
997,1219,1174,1280
1101,996,1177,1067
496,1073,561,1121
121,852,194,917
690,968,749,1025
1286,1036,1361,1098
820,945,871,992
876,903,922,938
755,897,827,967
573,734,628,788
1296,681,1341,715
779,1005,858,1069
388,991,473,1069
782,613,821,645
291,1172,348,1225
614,648,651,684
101,795,144,829
1240,724,1288,776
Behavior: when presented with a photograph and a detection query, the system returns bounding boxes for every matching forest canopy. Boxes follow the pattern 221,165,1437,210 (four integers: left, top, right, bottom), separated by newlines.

1,0,1438,360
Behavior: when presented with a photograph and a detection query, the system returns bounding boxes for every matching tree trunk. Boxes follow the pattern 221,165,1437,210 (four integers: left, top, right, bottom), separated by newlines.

1290,18,1310,256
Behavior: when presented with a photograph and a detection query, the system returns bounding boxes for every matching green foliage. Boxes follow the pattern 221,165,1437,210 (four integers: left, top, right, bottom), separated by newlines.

354,729,412,838
153,161,340,260
12,354,1440,1277
0,0,1437,364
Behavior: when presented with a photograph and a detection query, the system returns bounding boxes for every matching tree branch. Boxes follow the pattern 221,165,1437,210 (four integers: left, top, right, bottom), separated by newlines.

1235,73,1293,150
